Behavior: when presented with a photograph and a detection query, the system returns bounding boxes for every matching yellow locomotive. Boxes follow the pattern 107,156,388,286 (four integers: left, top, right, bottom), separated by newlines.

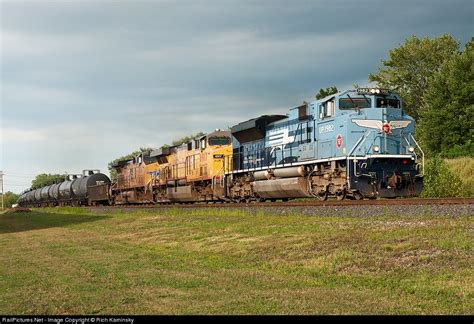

111,129,232,204
111,153,158,204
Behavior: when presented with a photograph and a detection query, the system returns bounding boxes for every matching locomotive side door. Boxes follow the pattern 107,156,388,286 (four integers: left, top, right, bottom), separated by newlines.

317,99,336,159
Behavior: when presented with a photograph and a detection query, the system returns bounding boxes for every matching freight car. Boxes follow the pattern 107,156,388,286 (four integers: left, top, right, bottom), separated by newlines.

17,88,423,207
18,170,111,207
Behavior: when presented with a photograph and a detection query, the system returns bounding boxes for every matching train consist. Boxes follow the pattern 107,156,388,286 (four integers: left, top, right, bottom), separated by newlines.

18,88,424,207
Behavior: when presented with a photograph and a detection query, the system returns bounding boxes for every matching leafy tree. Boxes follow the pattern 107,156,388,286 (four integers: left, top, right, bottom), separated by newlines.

316,86,338,100
31,174,65,189
171,132,206,146
108,147,153,181
159,132,207,149
418,39,474,157
421,155,464,197
369,34,460,121
0,191,19,208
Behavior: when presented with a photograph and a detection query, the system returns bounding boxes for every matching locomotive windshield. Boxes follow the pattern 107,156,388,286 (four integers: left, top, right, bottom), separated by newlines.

339,97,371,109
376,97,400,108
209,136,231,146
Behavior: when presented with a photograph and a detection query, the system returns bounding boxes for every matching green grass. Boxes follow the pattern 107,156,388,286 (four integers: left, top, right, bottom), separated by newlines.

446,157,474,196
0,207,472,315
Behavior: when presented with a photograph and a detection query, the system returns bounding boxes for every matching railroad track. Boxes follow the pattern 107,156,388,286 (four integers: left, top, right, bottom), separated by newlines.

87,197,474,209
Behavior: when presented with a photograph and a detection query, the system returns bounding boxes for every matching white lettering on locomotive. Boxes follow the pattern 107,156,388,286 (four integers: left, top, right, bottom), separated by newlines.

319,124,335,134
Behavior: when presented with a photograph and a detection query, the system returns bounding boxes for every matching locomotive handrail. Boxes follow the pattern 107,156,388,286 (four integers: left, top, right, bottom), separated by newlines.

410,134,425,176
348,130,373,157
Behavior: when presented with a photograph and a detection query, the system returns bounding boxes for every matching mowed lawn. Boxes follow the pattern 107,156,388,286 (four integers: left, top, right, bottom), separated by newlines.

0,207,472,315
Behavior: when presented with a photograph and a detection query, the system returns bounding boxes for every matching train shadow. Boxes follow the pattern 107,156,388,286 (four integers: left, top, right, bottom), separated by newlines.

0,211,111,234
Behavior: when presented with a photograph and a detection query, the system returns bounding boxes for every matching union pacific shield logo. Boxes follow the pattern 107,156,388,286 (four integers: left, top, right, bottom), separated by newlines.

336,134,342,148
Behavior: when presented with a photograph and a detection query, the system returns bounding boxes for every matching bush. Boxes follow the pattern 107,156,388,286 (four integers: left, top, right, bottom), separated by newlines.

442,143,474,159
421,155,465,197
0,192,19,208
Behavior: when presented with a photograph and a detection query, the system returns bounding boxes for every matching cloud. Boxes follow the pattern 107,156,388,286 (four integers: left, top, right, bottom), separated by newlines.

1,127,47,143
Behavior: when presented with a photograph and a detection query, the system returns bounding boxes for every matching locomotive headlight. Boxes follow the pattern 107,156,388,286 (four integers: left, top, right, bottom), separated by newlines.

408,146,415,153
373,145,380,152
375,88,381,94
370,88,376,94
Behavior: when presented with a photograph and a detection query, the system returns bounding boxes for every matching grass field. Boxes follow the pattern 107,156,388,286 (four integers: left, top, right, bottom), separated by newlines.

0,207,472,315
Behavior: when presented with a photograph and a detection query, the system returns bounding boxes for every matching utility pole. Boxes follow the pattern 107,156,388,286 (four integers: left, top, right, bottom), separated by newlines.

0,171,4,210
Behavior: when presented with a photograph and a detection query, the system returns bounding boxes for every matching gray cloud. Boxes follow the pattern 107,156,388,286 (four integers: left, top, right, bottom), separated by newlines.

1,0,472,193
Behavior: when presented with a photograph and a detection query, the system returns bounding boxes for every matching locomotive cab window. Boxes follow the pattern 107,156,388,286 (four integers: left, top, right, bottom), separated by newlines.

376,98,400,108
339,97,371,110
209,136,231,146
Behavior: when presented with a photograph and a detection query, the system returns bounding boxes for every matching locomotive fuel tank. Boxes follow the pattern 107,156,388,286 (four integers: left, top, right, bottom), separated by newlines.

166,185,196,202
252,177,311,199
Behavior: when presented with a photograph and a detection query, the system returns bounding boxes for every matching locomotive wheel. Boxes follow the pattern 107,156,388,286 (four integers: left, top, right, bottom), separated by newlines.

353,192,363,200
336,190,346,201
316,192,328,201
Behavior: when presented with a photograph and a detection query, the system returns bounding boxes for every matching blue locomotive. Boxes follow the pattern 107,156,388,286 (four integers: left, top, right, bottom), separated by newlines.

225,88,423,200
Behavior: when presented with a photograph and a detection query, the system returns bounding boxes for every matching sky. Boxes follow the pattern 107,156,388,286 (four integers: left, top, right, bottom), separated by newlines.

0,0,472,193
